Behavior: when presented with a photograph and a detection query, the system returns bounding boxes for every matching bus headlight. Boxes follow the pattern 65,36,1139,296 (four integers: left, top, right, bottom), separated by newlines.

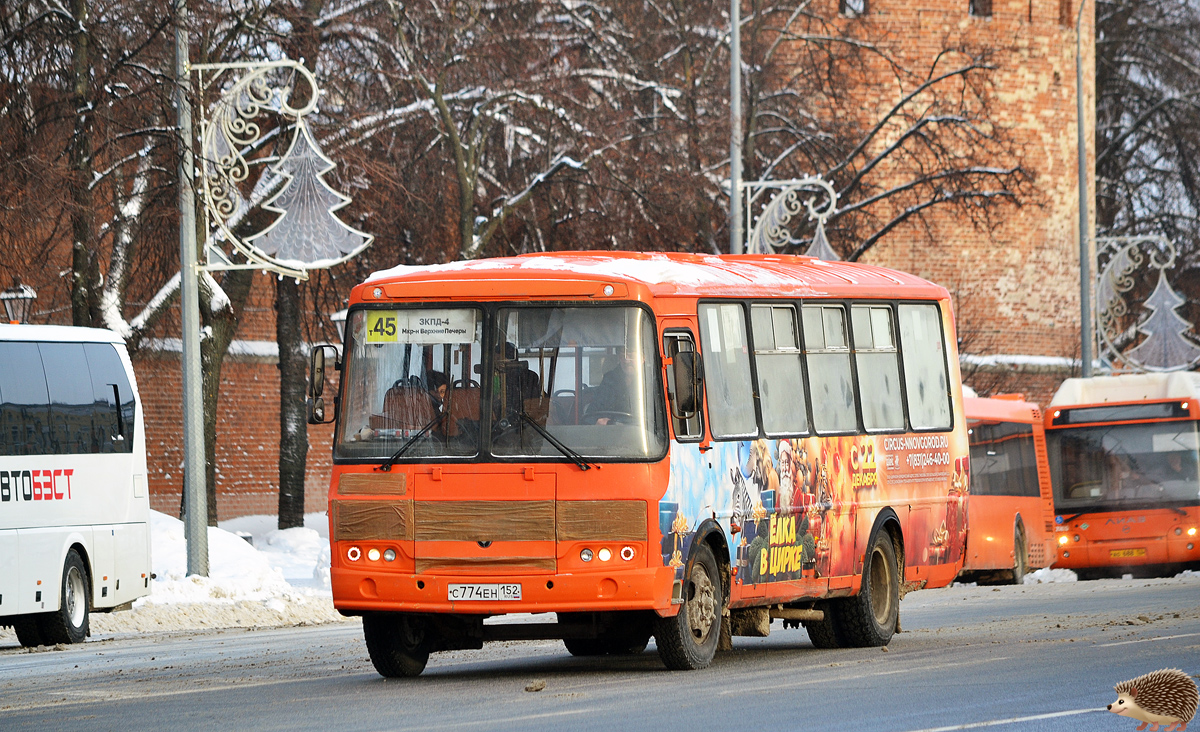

367,548,381,561
1058,535,1069,546
580,548,593,562
384,548,397,562
347,546,362,561
621,546,636,561
598,548,612,562
1189,528,1197,536
1074,535,1081,542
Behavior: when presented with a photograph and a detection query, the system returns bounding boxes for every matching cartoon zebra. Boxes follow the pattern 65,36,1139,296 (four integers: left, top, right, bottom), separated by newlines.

730,466,755,534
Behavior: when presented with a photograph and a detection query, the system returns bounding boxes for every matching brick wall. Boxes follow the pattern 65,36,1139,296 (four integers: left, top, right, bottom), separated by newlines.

823,0,1094,402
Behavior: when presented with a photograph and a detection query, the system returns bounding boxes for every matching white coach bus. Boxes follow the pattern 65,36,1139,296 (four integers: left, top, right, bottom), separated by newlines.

0,324,151,646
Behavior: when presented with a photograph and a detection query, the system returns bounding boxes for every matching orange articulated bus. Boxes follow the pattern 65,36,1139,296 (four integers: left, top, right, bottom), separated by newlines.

960,394,1056,584
1044,373,1200,579
307,252,971,677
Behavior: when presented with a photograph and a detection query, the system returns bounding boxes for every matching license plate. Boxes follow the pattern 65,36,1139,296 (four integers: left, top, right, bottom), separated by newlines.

1110,548,1147,558
447,583,521,601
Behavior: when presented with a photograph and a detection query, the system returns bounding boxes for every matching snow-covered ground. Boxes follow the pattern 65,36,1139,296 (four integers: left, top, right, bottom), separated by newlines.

0,511,346,645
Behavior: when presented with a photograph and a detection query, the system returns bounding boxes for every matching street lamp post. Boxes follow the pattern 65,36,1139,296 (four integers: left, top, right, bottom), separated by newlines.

729,0,743,255
175,0,208,576
1076,0,1093,377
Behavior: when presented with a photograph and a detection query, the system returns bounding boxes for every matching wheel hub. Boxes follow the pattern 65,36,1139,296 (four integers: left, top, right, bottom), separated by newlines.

65,566,86,628
870,547,894,626
687,568,716,642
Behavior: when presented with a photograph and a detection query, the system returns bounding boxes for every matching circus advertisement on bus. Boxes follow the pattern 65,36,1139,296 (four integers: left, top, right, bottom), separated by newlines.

660,433,969,585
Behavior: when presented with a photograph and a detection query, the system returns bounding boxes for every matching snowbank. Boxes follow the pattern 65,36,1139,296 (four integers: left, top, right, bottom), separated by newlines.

1,511,347,644
1023,567,1078,584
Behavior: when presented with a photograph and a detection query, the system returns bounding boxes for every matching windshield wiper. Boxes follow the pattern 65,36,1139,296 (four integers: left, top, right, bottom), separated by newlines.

376,411,447,472
515,410,597,471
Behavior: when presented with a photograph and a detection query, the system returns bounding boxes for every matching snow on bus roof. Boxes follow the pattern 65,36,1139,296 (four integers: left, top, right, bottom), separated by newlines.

0,323,124,344
1050,372,1200,406
364,251,940,296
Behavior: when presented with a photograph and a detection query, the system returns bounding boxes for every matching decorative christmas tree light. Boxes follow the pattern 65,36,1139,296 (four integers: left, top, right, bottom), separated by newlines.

246,118,371,269
1124,270,1200,371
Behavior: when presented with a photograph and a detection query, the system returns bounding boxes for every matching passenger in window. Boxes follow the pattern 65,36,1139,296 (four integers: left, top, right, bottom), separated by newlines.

425,370,450,412
587,347,636,424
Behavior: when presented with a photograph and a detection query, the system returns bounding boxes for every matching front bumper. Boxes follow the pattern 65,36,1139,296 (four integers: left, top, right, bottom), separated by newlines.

333,565,678,615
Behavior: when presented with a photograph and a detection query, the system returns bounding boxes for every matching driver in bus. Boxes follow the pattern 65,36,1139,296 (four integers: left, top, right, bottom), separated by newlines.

587,347,637,424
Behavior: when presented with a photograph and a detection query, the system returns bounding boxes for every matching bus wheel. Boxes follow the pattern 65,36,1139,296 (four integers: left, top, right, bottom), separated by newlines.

1011,527,1028,585
654,543,722,670
839,531,899,647
12,618,45,648
363,612,431,678
802,601,844,649
38,549,90,645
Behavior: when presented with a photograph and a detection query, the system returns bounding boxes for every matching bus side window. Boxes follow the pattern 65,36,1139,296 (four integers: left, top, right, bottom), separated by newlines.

663,332,704,441
698,303,757,439
751,305,808,436
0,342,50,456
898,304,952,430
84,343,136,454
802,304,857,433
970,422,1037,496
39,343,95,455
852,305,904,432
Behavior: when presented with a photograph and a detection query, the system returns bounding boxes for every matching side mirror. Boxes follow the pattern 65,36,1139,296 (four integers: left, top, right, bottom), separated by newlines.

671,351,702,417
308,344,340,424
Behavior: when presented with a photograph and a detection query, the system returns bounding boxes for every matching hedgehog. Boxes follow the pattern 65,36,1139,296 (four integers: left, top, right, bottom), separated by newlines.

1107,669,1199,732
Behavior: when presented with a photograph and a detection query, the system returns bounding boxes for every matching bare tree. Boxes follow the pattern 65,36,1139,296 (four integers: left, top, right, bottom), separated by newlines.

737,7,1030,260
1094,0,1200,326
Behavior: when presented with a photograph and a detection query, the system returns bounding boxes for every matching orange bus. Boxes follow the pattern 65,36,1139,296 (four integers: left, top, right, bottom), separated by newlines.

1044,373,1200,579
960,394,1056,584
307,252,970,676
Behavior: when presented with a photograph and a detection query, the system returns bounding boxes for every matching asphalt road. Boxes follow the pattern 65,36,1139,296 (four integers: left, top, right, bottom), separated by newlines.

1,575,1197,732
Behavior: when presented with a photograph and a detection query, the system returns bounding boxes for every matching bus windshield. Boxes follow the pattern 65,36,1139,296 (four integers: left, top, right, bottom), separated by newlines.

1048,420,1200,510
490,305,666,460
337,307,485,460
334,304,666,462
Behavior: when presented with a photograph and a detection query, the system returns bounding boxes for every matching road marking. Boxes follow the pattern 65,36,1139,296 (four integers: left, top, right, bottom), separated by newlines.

899,708,1104,732
1097,632,1200,647
1,675,352,712
719,657,1011,695
376,707,598,732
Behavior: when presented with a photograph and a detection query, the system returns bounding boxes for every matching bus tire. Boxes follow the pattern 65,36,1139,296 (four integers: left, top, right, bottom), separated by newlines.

1011,526,1027,585
12,617,46,648
362,612,431,678
838,531,899,647
653,543,722,670
37,549,90,645
802,601,845,649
